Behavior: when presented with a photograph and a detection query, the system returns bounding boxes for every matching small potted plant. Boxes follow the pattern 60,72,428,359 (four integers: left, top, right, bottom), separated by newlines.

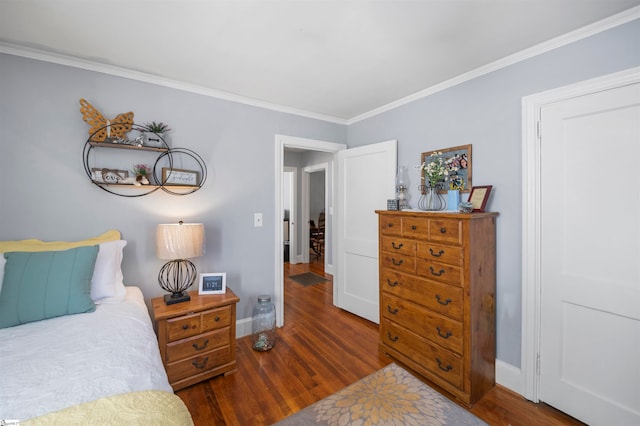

132,164,152,186
138,121,171,147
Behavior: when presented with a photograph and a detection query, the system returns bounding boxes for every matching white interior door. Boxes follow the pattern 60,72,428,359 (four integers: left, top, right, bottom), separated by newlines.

539,82,640,425
335,140,397,323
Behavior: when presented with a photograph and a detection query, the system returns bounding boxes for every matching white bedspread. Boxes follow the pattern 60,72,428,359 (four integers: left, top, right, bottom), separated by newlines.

0,286,172,421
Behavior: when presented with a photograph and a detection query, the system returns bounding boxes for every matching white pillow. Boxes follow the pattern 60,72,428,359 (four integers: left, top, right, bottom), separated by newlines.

91,240,127,303
0,253,5,294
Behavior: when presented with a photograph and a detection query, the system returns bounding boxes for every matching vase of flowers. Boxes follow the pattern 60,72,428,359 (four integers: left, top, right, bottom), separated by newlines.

137,121,171,147
418,151,457,211
132,164,151,186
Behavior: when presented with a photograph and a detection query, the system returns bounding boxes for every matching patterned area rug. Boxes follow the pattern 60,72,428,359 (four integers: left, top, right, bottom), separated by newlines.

289,272,329,287
275,363,487,426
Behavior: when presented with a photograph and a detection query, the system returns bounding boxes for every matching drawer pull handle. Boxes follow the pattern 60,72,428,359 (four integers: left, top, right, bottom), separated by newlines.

214,316,221,322
192,357,209,369
435,295,452,305
192,339,209,351
387,332,399,342
387,223,394,228
182,324,190,330
387,305,399,314
436,327,452,339
386,278,398,287
440,228,447,233
411,225,417,230
436,358,453,372
391,258,404,266
391,242,404,249
430,267,445,276
429,248,445,257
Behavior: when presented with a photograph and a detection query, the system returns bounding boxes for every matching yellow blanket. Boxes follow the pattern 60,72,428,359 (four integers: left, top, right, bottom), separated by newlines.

22,391,193,425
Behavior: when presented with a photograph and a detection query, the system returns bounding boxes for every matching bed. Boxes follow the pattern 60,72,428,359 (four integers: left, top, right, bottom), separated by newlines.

0,231,193,424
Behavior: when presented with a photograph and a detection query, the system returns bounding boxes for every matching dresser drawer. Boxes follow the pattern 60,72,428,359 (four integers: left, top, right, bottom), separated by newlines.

166,346,231,383
202,306,231,332
416,259,463,287
166,328,230,363
402,217,429,238
382,293,463,353
380,236,417,256
429,218,462,245
167,313,201,342
380,216,402,236
380,269,463,319
417,242,463,266
381,252,416,274
381,319,463,389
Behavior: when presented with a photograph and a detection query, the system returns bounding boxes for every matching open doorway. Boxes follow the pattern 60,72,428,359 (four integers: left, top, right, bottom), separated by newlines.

274,135,346,327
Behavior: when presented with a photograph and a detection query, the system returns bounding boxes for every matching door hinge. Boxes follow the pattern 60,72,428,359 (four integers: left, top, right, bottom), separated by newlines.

536,353,541,375
536,120,542,140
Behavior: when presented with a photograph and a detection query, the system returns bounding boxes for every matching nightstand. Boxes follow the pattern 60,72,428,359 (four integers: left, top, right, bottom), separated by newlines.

151,288,240,391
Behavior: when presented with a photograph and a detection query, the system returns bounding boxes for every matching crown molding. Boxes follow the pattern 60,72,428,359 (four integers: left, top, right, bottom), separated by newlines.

1,5,638,126
0,42,348,125
347,6,640,124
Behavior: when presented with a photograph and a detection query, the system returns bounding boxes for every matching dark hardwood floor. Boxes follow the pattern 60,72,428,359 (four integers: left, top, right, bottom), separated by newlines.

176,259,584,425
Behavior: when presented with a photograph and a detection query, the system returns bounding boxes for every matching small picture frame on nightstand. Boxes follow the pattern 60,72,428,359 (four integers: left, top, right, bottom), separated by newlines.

199,273,226,295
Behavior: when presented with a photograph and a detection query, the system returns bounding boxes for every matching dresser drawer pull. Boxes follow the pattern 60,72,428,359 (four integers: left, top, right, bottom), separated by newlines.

214,316,221,322
435,294,452,305
411,225,417,230
430,267,446,276
391,258,404,266
436,358,453,372
387,223,394,228
182,324,190,330
436,327,452,339
192,357,209,369
387,332,399,342
386,278,398,287
429,248,445,257
440,227,447,233
391,242,404,249
387,305,399,314
192,339,209,351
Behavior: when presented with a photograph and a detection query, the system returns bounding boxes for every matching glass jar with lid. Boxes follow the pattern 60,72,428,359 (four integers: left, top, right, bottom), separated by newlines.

251,295,276,351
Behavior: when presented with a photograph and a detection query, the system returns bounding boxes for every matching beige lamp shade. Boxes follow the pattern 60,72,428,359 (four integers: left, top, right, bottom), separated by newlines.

156,222,205,260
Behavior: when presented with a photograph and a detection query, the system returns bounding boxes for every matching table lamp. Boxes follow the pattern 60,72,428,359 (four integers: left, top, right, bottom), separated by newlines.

156,221,205,305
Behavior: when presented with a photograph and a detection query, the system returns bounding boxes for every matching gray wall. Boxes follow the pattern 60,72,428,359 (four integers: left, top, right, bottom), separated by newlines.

348,18,640,367
0,54,346,321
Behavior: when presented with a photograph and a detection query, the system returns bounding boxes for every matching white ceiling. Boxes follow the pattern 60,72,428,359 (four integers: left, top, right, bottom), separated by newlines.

1,1,639,122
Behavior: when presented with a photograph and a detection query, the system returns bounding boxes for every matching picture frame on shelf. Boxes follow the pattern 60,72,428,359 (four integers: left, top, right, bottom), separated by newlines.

198,273,226,295
420,144,472,193
468,185,492,212
162,168,200,186
91,168,129,184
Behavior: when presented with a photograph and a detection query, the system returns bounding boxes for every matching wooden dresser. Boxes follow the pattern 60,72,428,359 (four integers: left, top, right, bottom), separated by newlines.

152,288,239,391
376,210,497,406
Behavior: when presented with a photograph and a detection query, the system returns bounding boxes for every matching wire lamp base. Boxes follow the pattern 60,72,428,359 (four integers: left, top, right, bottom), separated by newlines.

158,258,197,305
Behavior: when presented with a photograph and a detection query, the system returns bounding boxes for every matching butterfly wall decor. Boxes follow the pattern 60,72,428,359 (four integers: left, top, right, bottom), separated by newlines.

79,98,134,142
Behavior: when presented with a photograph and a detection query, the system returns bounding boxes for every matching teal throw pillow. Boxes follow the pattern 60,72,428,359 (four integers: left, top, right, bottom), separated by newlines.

0,245,99,328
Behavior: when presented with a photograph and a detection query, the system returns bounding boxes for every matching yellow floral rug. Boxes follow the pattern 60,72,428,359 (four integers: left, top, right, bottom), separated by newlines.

275,363,487,426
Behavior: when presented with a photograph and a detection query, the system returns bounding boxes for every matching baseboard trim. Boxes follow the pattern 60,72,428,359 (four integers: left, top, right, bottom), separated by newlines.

495,359,523,397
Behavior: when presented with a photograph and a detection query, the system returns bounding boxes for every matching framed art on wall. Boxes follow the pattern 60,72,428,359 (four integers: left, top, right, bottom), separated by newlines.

420,144,472,193
198,273,226,295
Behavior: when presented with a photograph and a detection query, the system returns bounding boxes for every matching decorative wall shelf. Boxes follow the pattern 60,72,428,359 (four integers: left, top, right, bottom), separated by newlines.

82,124,206,197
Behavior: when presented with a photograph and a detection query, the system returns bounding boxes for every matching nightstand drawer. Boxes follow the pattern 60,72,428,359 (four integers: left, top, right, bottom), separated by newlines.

166,328,231,363
167,313,201,342
202,306,231,331
167,346,231,383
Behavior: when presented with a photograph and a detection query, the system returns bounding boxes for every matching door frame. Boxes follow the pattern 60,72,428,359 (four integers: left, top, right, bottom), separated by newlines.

302,163,329,266
274,135,347,327
521,65,640,402
283,166,298,265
